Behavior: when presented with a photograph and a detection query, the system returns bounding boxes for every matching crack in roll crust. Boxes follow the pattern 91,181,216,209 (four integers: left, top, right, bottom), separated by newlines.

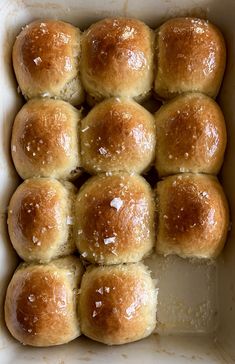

81,17,154,103
81,97,156,174
8,178,77,262
13,20,84,105
79,263,157,345
4,256,84,346
75,173,155,264
11,99,82,180
156,173,229,259
155,17,226,99
154,93,227,176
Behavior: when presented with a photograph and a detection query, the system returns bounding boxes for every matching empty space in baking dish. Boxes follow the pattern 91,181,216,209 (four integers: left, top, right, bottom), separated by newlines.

0,0,235,363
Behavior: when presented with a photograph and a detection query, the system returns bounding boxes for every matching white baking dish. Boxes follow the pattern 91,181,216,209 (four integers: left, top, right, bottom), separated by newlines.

0,0,235,363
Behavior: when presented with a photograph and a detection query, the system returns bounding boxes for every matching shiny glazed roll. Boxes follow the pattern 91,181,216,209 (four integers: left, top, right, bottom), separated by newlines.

80,17,154,104
8,178,76,262
75,173,155,264
156,173,229,259
5,256,84,346
154,93,227,176
79,263,157,345
11,99,81,180
12,20,84,105
80,98,156,174
154,17,226,99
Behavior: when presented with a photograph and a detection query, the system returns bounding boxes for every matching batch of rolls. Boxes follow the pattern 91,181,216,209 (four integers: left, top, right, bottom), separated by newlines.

5,16,229,347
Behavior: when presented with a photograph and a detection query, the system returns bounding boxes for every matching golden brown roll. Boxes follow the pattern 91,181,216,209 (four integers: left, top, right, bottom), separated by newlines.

8,178,76,262
81,98,156,174
12,20,84,105
5,256,84,346
79,263,157,345
155,17,226,99
11,99,81,180
75,173,155,264
154,93,227,176
80,18,154,104
156,173,229,259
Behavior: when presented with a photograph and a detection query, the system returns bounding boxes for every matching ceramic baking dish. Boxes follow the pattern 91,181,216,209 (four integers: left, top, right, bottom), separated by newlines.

0,0,235,363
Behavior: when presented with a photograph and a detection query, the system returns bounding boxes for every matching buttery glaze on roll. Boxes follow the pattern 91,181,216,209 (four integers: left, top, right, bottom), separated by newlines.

81,98,156,174
154,93,227,176
81,17,154,104
11,99,81,180
79,263,157,345
12,20,84,105
156,173,229,259
155,17,226,99
75,173,155,264
8,178,76,262
4,256,84,346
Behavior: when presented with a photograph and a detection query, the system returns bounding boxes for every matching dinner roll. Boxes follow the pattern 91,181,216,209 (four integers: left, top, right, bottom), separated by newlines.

79,263,157,345
75,173,155,264
154,93,227,176
156,174,229,259
8,178,76,262
81,98,156,174
11,99,81,180
5,256,84,346
155,17,226,99
81,17,154,104
13,20,84,105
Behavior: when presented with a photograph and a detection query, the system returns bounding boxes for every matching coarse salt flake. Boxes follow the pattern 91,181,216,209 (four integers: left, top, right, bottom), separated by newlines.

81,126,90,132
110,197,123,211
66,216,74,225
95,301,102,308
28,294,35,302
103,237,116,245
99,147,107,155
32,236,39,244
121,26,135,40
33,57,42,65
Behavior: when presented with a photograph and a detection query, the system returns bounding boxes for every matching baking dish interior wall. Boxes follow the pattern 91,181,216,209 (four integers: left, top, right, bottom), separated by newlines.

214,0,235,358
0,0,235,361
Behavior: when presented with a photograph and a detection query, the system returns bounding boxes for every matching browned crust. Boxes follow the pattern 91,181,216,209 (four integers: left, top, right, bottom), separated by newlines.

75,173,155,264
155,17,226,99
